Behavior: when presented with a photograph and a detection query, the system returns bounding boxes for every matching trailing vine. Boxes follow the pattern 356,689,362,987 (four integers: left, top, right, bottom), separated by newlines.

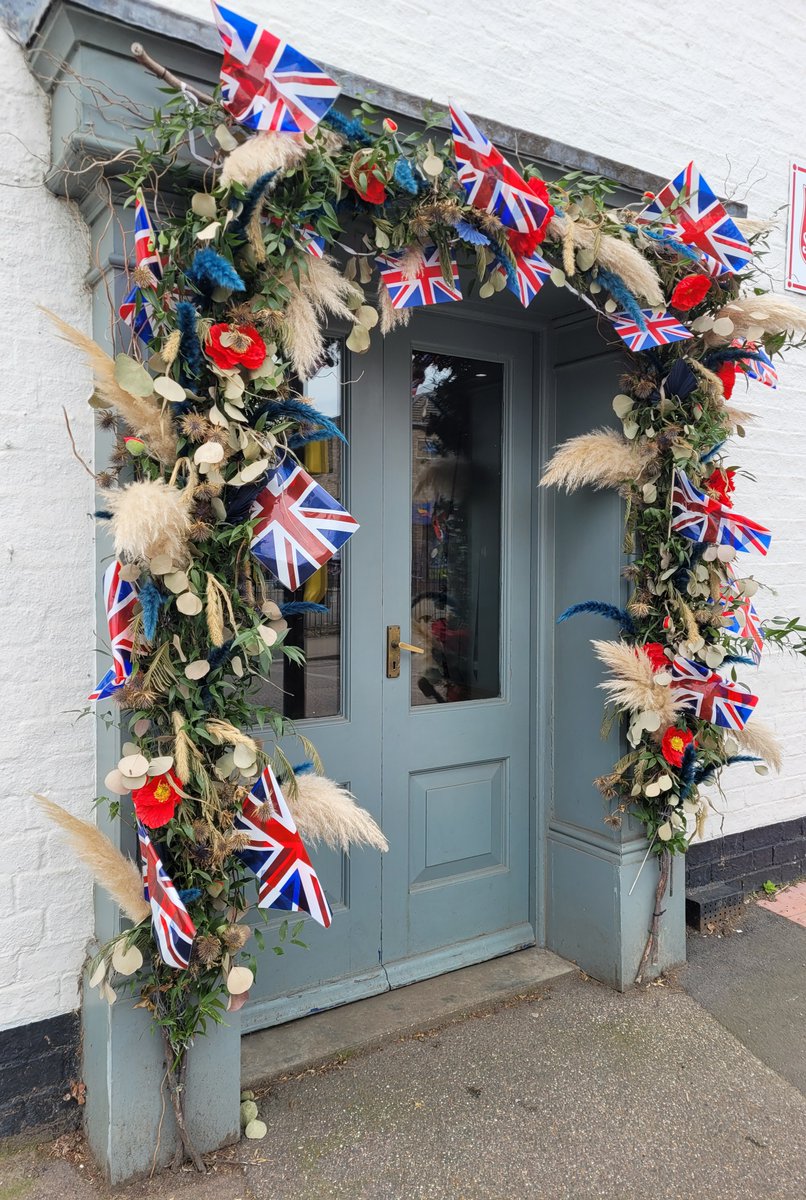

39,16,806,1168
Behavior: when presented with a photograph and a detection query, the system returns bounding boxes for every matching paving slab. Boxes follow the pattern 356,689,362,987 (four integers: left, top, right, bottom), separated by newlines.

242,946,573,1086
685,901,806,1098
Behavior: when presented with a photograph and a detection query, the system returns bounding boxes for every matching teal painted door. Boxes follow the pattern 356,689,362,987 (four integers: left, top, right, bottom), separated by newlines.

380,312,535,984
244,312,535,1030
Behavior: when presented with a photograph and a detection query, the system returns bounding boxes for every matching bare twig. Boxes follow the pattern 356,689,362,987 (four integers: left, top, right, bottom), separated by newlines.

62,407,97,479
159,1029,206,1174
634,847,671,985
131,42,217,108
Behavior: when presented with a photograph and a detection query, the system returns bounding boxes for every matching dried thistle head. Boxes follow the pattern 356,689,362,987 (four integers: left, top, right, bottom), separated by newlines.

188,519,213,544
193,481,222,502
95,468,119,489
620,370,657,400
115,678,158,710
226,831,250,854
110,441,129,469
180,413,215,444
221,924,251,953
627,597,652,619
192,820,213,844
96,408,119,432
603,807,624,828
194,934,222,967
133,265,159,290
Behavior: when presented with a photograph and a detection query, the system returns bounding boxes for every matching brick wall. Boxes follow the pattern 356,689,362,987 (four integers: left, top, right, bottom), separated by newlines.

2,1,806,1039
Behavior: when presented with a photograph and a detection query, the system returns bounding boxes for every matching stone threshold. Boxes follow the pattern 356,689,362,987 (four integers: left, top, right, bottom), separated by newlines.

242,947,573,1088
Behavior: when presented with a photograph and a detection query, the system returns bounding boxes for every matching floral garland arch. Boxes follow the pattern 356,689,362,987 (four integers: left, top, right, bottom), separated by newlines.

40,2,806,1169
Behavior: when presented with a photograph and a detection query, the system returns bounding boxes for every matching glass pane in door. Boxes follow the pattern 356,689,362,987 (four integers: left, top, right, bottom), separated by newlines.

410,351,503,706
258,340,344,719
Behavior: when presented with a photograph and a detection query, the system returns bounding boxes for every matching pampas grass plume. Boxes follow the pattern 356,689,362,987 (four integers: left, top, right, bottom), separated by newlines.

540,428,654,493
220,133,309,187
42,309,176,466
34,794,150,924
717,295,806,341
287,773,388,852
591,639,682,725
734,719,783,772
104,479,193,566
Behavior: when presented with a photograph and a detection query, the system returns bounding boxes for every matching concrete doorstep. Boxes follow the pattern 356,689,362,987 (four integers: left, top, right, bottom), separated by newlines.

242,946,574,1086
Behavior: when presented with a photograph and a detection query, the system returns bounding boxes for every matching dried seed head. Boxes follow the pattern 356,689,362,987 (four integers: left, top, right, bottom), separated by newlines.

195,934,222,966
180,413,215,444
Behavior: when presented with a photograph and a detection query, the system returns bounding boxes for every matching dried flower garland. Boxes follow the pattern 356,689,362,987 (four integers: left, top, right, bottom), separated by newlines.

39,16,806,1169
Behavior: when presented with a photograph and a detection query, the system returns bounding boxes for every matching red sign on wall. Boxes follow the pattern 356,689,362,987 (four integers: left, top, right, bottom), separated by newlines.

786,161,806,293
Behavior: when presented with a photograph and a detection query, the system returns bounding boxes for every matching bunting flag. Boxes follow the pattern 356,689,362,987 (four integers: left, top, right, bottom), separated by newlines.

731,338,778,388
671,470,772,555
636,162,752,274
450,103,552,235
670,655,758,731
212,2,340,133
118,193,164,344
138,822,196,969
499,251,552,307
88,561,138,702
609,308,693,352
720,579,764,662
234,766,332,927
376,245,462,308
250,459,359,591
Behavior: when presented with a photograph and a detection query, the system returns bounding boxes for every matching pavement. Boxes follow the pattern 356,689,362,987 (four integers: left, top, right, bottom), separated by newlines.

3,901,806,1200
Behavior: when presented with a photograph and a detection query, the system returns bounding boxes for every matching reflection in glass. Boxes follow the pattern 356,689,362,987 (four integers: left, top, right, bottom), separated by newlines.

259,341,343,719
410,351,503,706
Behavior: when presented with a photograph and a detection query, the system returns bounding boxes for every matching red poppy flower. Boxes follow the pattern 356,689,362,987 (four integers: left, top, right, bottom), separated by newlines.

669,274,711,312
132,771,181,829
206,324,267,371
704,467,736,508
344,172,387,205
661,726,694,768
716,362,736,400
642,642,669,672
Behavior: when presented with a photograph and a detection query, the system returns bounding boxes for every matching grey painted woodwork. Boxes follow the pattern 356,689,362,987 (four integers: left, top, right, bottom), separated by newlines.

29,1,686,1179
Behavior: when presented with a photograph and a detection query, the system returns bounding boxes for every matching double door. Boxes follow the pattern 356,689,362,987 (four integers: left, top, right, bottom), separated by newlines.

244,310,538,1029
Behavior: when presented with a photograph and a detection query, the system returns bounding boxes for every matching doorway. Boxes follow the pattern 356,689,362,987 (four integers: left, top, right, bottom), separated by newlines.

243,305,540,1030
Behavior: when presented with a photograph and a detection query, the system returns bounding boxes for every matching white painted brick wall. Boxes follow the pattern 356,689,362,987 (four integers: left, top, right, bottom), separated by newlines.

3,0,806,1029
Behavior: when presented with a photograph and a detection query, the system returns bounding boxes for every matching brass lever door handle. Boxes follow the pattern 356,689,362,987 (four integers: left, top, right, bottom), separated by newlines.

387,625,425,677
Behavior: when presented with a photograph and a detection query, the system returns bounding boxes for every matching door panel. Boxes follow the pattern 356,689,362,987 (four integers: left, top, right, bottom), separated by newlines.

242,337,386,1030
381,313,535,978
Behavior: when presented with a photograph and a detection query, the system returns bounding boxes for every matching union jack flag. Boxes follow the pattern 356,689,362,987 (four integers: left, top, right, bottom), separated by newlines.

609,308,693,352
498,251,552,307
671,470,772,556
250,459,359,591
636,162,752,274
212,2,340,133
118,193,164,344
670,655,758,731
731,338,778,389
138,822,196,970
719,578,764,662
299,223,325,258
88,561,138,701
450,104,553,235
376,245,462,309
234,766,332,927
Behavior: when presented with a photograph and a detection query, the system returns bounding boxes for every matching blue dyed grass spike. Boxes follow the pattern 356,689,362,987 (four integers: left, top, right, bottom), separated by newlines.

393,157,420,195
455,219,490,246
139,579,165,643
291,760,317,776
187,248,245,298
557,601,636,636
704,347,767,368
722,654,758,666
679,741,698,800
700,441,725,464
280,601,329,616
492,246,518,293
259,395,347,445
178,888,202,904
694,755,761,787
322,110,373,146
595,268,647,332
231,171,277,232
207,640,234,671
176,301,203,378
625,224,701,263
